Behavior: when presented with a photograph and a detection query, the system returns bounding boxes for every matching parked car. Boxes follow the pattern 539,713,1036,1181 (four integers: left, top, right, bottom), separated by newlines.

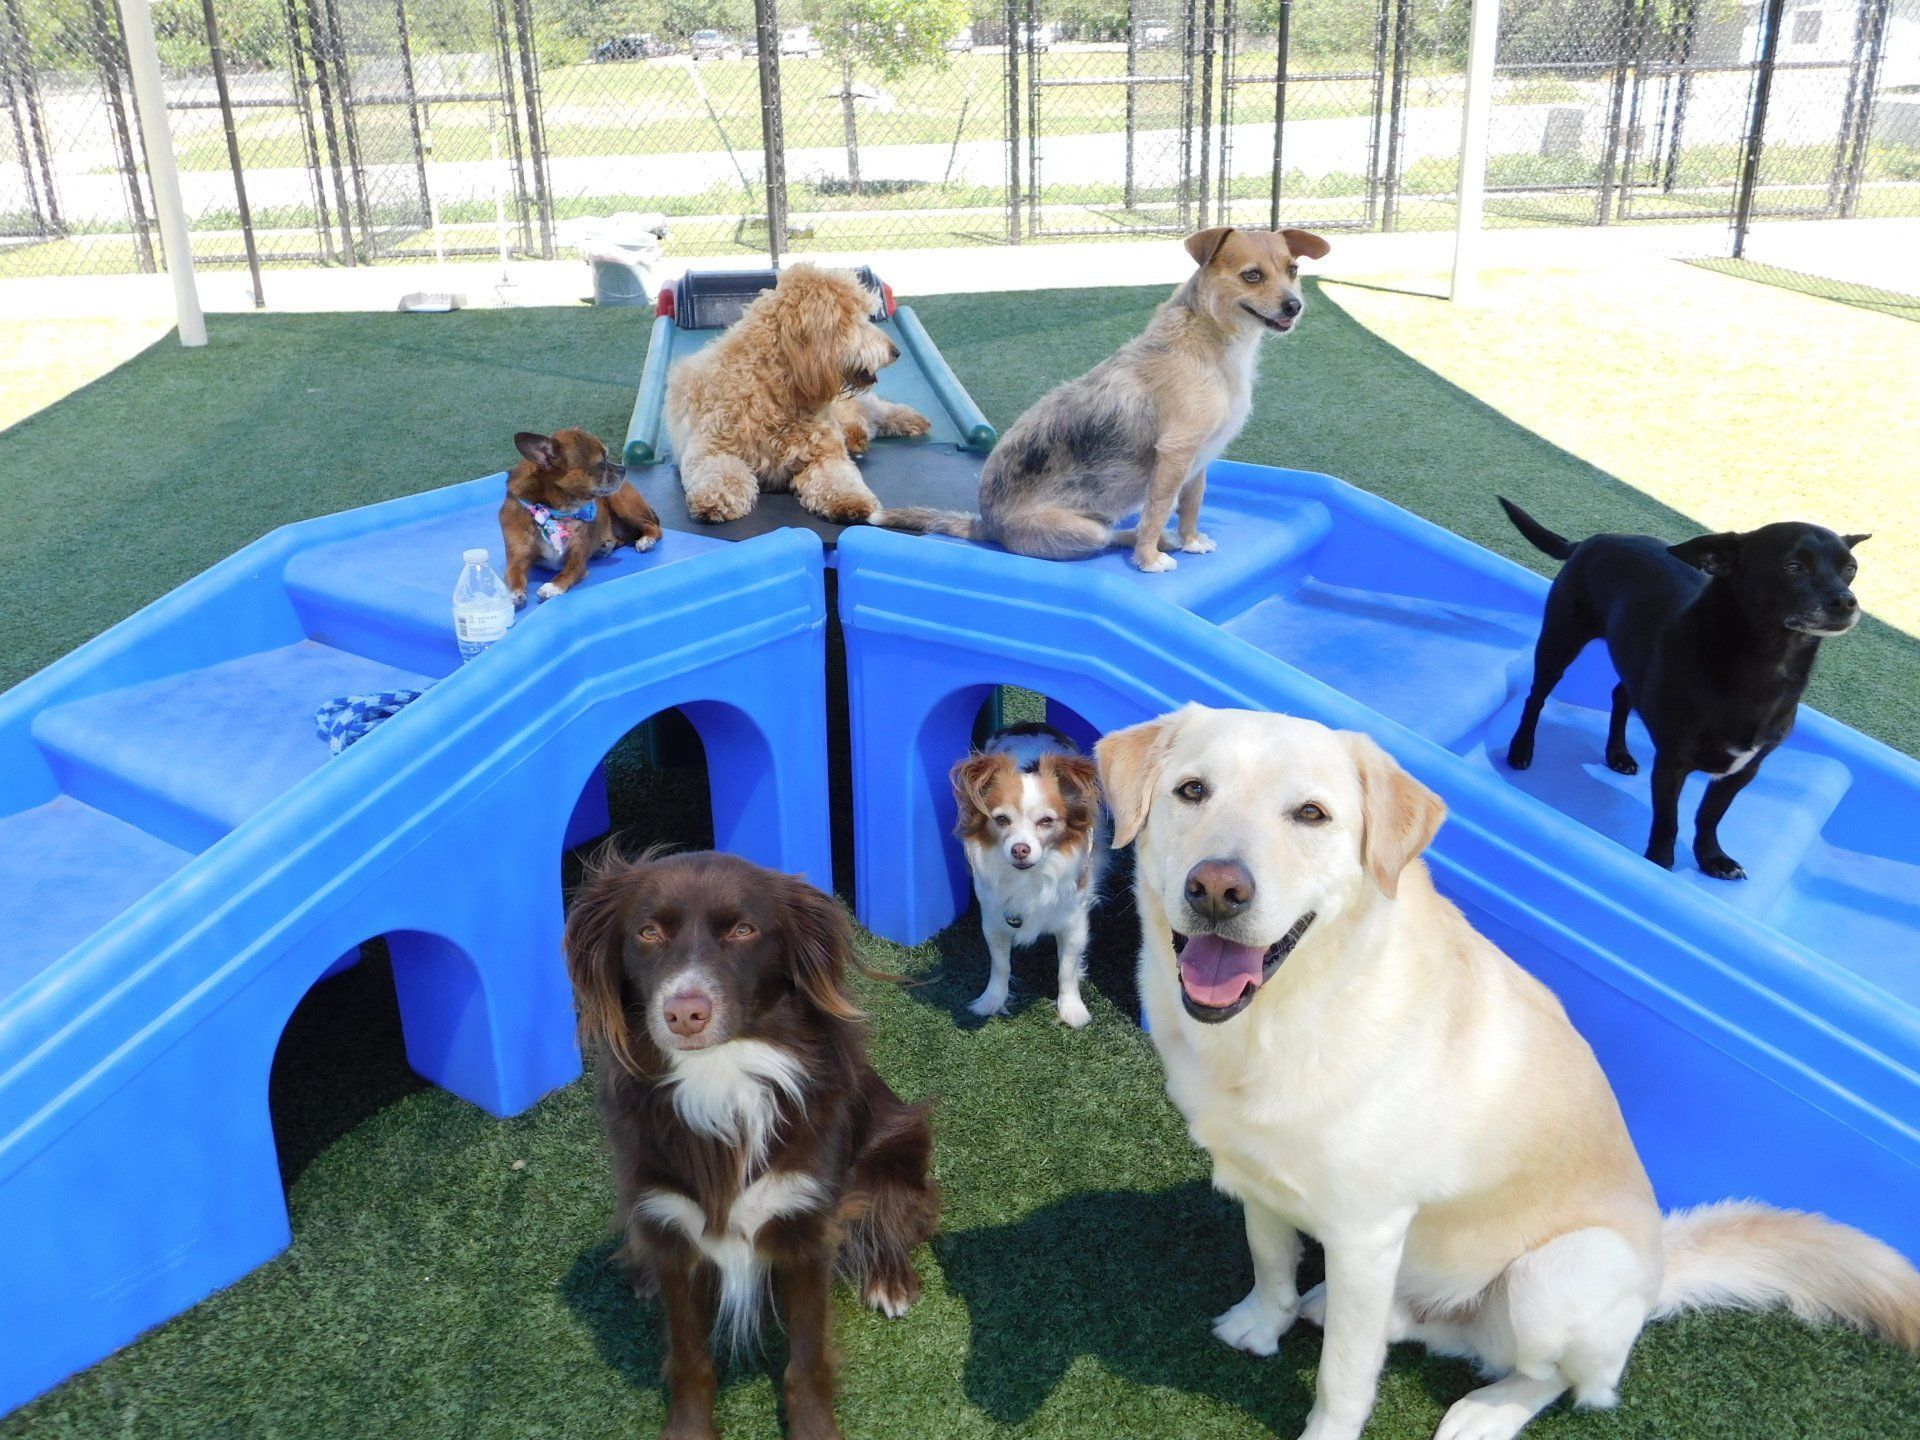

1020,23,1055,52
741,32,760,58
780,25,823,58
944,25,975,53
690,29,739,60
591,33,664,62
1142,23,1171,44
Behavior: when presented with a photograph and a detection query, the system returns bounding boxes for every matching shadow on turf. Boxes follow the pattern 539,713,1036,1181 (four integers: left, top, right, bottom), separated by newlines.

935,1181,1333,1430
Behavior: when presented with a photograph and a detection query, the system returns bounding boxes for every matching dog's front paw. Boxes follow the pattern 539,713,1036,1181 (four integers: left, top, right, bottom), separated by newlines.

633,532,659,553
885,407,933,438
967,986,1011,1019
1132,548,1178,574
1212,1290,1296,1356
862,1266,921,1319
686,485,756,524
1180,531,1217,554
842,420,872,455
536,581,562,602
1506,740,1534,771
511,589,527,609
1056,994,1093,1030
1644,844,1676,870
1697,852,1747,881
1606,749,1639,775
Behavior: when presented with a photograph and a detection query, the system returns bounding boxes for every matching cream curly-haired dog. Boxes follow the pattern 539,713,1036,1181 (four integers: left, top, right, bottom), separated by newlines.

664,265,932,524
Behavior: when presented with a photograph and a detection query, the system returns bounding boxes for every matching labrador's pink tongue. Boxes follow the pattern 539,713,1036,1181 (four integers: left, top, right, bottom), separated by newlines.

1178,933,1266,1008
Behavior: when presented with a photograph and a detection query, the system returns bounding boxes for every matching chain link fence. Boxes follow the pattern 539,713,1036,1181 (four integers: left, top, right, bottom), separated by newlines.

3,0,1915,306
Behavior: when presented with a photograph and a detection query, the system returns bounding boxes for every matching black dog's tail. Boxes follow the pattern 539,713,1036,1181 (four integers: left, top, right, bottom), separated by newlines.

1498,496,1576,561
871,506,978,539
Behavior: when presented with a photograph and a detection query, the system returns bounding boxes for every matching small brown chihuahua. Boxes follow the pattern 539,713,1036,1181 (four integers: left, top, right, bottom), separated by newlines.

499,428,663,606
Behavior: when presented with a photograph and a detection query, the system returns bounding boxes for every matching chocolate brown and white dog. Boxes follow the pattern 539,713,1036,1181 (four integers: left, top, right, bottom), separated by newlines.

950,723,1109,1028
499,427,662,606
565,850,939,1440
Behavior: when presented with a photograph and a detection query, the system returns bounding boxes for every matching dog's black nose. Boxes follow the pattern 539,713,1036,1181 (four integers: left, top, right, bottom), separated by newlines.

1280,295,1303,319
1186,858,1255,921
1835,592,1858,613
887,340,900,362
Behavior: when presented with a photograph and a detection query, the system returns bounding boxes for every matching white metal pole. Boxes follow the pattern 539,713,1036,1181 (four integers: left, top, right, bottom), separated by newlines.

118,0,207,346
1450,0,1501,305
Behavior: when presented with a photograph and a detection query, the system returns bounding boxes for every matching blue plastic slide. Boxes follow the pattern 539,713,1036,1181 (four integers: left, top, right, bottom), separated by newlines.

0,478,833,1414
837,463,1920,1265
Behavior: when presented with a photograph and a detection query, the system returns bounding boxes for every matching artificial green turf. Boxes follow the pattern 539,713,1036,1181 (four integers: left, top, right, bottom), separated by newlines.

3,288,1917,1438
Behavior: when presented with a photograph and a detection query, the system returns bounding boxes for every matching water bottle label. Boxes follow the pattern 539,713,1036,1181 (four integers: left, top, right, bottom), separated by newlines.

455,608,509,645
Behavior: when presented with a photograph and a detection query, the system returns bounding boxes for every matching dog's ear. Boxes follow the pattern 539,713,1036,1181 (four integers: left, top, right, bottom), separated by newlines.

1347,731,1445,900
1843,533,1871,549
950,752,1003,822
1280,227,1331,261
775,277,846,411
564,848,642,1074
1096,707,1192,848
1045,753,1103,830
1184,226,1235,267
515,432,560,470
1668,532,1741,577
778,875,863,1021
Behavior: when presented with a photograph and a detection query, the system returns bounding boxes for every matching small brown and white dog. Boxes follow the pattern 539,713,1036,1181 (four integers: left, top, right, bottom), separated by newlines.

950,723,1109,1029
498,428,661,606
1097,704,1920,1440
874,226,1328,572
664,265,932,526
565,850,939,1440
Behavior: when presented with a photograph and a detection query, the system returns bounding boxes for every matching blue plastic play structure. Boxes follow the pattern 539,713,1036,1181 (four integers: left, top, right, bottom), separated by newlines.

837,463,1920,1265
0,477,832,1415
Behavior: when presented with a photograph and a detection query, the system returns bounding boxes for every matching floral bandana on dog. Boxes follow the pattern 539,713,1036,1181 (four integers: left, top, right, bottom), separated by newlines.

519,497,597,555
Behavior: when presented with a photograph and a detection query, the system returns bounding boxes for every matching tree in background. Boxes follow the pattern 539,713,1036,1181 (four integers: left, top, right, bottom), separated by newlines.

804,0,969,193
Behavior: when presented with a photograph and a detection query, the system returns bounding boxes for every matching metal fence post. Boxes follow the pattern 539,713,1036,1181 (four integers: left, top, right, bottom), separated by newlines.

510,0,553,259
118,0,206,344
199,0,265,307
393,0,433,224
1268,0,1291,230
1731,0,1790,258
303,0,357,262
1380,0,1413,231
753,0,786,265
1005,0,1022,244
1,0,64,235
1124,0,1138,208
1833,0,1891,216
1594,0,1637,224
95,0,157,271
1196,0,1215,229
280,0,336,262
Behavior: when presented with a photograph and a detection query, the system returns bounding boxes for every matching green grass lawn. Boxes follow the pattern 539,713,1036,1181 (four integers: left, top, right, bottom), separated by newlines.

1,284,1917,1438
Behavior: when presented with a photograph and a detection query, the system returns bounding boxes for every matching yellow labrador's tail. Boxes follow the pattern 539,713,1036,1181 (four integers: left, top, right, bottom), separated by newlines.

1654,1201,1920,1350
870,506,979,539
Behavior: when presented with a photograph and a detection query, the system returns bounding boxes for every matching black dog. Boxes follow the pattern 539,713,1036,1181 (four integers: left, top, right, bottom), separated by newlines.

1500,498,1867,880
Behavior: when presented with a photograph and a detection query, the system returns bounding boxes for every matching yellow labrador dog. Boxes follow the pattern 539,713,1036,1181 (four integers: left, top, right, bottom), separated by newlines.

1096,704,1920,1440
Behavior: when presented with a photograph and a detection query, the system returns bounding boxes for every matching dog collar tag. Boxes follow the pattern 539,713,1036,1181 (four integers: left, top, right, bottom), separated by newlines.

1003,909,1023,930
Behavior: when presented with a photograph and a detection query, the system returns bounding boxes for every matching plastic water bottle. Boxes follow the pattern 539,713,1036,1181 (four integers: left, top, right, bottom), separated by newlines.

452,548,514,662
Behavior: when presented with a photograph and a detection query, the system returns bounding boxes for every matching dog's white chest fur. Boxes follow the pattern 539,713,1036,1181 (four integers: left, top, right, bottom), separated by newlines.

970,841,1089,941
1189,337,1261,479
638,1040,822,1343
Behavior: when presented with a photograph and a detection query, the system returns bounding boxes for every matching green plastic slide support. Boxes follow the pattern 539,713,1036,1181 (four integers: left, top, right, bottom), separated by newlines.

894,305,997,453
623,313,678,468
